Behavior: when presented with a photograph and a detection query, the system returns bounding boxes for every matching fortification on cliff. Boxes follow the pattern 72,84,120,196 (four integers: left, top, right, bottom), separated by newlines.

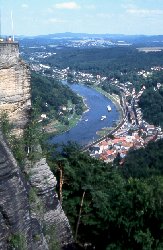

0,37,31,135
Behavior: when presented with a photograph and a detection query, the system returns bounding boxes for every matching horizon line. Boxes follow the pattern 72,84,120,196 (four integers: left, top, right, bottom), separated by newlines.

1,32,163,37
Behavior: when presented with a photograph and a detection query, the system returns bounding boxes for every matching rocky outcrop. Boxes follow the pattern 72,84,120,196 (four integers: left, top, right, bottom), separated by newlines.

0,43,31,136
0,131,48,250
0,131,73,249
0,41,74,249
0,42,19,68
25,158,73,248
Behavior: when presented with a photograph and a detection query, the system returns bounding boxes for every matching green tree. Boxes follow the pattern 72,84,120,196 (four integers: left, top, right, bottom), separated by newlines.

0,111,12,137
47,142,163,249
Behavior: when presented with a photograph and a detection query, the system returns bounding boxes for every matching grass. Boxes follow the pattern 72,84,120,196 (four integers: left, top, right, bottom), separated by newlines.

43,98,86,137
96,127,114,136
44,112,82,136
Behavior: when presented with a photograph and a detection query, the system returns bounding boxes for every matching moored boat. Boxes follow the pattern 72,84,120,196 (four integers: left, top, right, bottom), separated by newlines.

107,105,111,111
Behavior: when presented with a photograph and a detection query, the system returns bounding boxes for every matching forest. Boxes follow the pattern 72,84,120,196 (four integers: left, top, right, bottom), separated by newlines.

31,72,84,122
44,140,163,250
21,44,163,82
42,46,163,77
139,71,163,128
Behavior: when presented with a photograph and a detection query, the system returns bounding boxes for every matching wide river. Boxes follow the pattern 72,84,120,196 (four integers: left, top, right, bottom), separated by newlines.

50,83,120,146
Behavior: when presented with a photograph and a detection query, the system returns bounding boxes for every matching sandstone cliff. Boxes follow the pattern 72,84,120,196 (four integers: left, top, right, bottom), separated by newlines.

0,133,73,249
0,42,73,249
0,42,31,136
25,157,73,248
0,131,48,250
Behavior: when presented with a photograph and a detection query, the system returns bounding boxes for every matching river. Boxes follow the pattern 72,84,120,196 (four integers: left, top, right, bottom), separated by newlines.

50,83,120,146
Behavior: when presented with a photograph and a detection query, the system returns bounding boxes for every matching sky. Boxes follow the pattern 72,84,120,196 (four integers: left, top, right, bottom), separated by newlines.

1,0,163,36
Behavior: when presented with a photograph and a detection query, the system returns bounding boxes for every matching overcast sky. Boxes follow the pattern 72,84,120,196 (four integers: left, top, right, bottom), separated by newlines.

1,0,163,36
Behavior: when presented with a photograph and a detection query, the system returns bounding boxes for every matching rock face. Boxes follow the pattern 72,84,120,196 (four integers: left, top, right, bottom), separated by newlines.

0,132,73,249
0,131,48,250
0,42,19,67
0,42,31,136
0,41,74,249
25,158,73,248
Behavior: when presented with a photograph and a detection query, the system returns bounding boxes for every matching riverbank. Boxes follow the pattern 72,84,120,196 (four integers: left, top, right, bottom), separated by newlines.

49,82,120,146
44,79,123,139
88,85,124,138
43,94,88,138
80,85,126,150
93,86,124,121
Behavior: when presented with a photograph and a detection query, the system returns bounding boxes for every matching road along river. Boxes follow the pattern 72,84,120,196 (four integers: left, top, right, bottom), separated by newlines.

50,83,120,147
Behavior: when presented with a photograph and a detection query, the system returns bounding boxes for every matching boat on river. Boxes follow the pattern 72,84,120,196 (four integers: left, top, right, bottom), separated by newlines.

101,115,106,121
107,105,112,111
51,82,119,146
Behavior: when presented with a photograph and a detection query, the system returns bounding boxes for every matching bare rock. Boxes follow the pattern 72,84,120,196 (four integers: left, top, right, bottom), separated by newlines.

0,132,49,249
0,43,31,136
26,157,73,247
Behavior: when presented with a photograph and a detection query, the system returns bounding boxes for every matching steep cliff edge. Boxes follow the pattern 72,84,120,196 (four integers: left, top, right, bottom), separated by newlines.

0,133,73,249
0,131,48,250
25,157,73,248
0,42,31,136
0,41,73,249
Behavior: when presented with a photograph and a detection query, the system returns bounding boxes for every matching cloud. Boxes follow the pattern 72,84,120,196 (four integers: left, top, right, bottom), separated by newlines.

122,2,163,18
21,4,29,9
126,7,163,17
46,18,67,24
54,2,80,10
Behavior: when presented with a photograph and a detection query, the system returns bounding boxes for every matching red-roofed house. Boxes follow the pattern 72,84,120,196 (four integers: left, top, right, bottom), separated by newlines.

99,140,108,151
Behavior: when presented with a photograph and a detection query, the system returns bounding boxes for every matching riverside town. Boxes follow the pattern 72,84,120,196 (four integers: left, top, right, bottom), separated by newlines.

1,0,163,249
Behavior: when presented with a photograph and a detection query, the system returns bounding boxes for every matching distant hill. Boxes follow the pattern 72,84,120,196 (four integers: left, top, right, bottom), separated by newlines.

30,32,163,40
15,33,163,47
